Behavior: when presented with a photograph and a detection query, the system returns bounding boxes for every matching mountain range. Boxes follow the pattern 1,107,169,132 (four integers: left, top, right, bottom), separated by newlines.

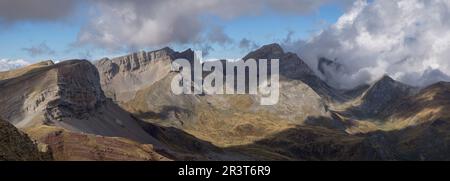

1,43,450,161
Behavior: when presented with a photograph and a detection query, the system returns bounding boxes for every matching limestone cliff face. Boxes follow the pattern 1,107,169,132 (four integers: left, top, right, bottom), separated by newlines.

0,60,162,145
96,47,194,103
45,60,107,122
244,43,316,78
0,60,106,127
0,61,59,127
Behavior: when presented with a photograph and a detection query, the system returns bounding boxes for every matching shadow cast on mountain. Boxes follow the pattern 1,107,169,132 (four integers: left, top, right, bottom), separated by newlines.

133,106,192,121
224,118,450,161
303,116,348,131
133,114,256,161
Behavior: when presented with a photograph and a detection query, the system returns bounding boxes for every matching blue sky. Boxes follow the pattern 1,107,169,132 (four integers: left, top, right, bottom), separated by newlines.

0,1,346,62
2,0,450,89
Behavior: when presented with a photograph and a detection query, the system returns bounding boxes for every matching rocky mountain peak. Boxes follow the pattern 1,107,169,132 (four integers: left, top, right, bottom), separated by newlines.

95,47,195,103
97,47,176,74
243,44,348,102
243,43,284,60
368,75,414,95
45,60,107,122
358,75,418,115
40,60,55,66
0,118,50,160
243,43,312,74
173,48,195,61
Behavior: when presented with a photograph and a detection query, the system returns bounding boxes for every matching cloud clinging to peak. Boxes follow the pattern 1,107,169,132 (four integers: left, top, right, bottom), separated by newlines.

289,0,450,89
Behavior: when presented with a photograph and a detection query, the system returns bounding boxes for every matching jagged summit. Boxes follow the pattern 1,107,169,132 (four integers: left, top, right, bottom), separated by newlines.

375,79,450,132
97,47,176,72
95,47,195,103
3,44,450,161
243,43,314,77
35,60,55,66
369,75,413,92
357,75,418,115
0,59,161,145
376,74,396,83
243,43,284,60
243,43,349,102
0,60,56,80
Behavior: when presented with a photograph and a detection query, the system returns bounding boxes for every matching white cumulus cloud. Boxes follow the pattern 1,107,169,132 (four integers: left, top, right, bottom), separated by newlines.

76,0,347,51
290,0,450,89
0,59,30,71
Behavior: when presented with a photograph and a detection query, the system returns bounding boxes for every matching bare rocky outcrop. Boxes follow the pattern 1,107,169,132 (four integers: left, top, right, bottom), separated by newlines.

45,60,107,122
95,47,194,103
4,43,450,161
0,60,163,145
0,59,237,160
0,118,51,161
358,75,418,116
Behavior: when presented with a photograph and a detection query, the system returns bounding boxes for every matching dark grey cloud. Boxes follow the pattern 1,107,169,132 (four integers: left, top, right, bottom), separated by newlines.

201,45,214,57
282,31,296,44
76,0,349,51
22,42,55,57
207,26,233,45
287,0,450,89
267,0,337,14
239,38,259,50
0,0,79,23
0,0,353,57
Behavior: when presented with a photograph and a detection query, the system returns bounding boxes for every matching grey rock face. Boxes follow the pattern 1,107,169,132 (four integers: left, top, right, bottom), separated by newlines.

0,118,50,161
44,60,107,122
95,47,191,103
359,75,418,116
